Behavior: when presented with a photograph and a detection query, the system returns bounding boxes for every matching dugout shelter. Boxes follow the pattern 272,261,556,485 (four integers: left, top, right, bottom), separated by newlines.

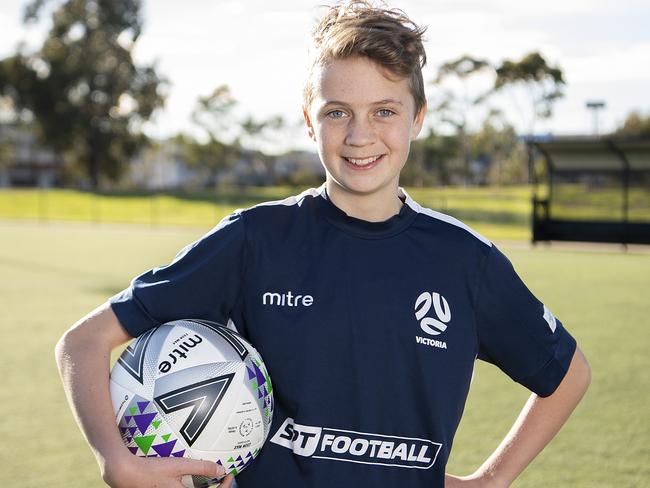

528,136,650,245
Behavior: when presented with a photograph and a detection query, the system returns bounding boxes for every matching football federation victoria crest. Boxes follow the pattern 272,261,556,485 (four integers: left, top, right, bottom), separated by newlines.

414,292,451,350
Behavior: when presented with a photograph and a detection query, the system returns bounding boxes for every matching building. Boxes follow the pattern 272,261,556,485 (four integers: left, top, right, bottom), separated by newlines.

130,140,324,188
129,139,199,190
0,123,65,187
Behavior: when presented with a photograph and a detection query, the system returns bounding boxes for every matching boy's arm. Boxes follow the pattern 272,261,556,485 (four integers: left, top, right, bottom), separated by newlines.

55,302,232,487
446,346,591,488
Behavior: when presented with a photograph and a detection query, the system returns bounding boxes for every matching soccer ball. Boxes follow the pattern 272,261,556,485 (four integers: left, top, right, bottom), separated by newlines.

110,319,274,488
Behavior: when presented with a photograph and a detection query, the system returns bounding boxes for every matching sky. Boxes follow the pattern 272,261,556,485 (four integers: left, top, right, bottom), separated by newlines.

1,0,649,152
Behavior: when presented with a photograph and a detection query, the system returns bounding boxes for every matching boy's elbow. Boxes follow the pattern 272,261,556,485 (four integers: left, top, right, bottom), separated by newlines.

55,318,85,354
572,345,592,394
582,354,592,391
54,324,83,373
54,330,71,381
54,302,118,368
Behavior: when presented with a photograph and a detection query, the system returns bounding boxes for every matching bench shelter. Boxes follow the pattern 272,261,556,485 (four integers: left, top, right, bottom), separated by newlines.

527,136,650,245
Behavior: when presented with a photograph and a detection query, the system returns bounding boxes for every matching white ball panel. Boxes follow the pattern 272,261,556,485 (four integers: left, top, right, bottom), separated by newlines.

173,319,252,363
153,323,227,379
109,379,136,419
209,380,265,451
109,362,148,400
141,326,171,389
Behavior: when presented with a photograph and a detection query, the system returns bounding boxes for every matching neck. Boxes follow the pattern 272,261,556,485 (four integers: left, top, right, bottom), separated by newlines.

325,181,403,222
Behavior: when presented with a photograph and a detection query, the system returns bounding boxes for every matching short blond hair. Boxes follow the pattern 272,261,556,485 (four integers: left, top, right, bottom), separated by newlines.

304,1,427,116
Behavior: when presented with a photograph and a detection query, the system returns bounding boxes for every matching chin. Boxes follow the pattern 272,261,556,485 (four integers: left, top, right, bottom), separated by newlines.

338,178,392,196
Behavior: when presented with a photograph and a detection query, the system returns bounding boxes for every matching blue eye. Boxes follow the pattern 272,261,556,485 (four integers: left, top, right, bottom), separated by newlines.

326,110,346,119
377,108,395,117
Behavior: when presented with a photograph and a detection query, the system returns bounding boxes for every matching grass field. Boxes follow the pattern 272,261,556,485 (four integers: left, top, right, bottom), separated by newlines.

0,186,533,240
1,187,648,487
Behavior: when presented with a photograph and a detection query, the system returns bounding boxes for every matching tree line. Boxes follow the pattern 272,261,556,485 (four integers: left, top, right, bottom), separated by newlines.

0,0,647,189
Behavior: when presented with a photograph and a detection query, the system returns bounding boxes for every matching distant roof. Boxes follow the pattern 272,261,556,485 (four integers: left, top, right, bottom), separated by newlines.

525,135,650,171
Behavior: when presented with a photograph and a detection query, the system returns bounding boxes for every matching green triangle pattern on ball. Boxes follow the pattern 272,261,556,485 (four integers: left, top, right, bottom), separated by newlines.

161,434,171,442
152,420,162,429
133,435,157,455
129,406,138,415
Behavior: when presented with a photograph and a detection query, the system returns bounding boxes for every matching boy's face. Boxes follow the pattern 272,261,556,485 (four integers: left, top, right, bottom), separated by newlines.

304,56,425,204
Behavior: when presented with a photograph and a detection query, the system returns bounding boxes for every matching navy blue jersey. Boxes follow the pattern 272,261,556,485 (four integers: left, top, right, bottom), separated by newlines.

110,186,576,487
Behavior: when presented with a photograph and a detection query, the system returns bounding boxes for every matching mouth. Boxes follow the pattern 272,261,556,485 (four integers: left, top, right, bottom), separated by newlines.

343,154,385,170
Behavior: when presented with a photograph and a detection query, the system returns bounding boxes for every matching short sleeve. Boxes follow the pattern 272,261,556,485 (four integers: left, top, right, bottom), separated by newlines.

475,246,576,397
110,212,247,338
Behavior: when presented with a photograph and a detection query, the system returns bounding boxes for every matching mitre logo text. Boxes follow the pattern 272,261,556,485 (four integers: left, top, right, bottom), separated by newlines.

157,333,203,374
262,291,314,307
270,418,441,469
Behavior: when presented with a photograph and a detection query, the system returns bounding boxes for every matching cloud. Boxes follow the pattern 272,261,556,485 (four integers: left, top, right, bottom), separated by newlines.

2,0,648,140
564,42,650,83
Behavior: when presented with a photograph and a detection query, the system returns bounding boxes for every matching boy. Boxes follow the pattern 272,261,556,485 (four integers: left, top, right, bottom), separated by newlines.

56,2,591,487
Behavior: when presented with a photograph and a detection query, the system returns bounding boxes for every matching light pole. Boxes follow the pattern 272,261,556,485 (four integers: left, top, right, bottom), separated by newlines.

586,100,606,135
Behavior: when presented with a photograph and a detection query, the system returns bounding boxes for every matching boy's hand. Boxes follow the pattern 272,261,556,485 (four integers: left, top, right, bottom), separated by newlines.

217,474,235,488
103,454,228,488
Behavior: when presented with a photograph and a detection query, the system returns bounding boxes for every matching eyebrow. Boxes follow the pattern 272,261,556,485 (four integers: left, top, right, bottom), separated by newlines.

321,98,404,108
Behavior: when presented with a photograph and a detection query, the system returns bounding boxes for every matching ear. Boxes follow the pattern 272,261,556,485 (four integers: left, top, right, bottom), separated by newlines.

303,108,317,142
410,103,427,141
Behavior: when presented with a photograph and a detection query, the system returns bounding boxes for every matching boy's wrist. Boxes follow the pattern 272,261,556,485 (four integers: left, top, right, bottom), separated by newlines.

446,471,509,488
467,468,510,488
98,445,138,486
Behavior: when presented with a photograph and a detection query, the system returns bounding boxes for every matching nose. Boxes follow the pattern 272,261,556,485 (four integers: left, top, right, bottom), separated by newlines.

344,117,376,147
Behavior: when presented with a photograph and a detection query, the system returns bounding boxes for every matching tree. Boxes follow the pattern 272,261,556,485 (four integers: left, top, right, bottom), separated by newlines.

172,133,238,188
191,85,238,144
239,115,284,150
0,0,166,188
492,51,565,135
469,110,525,185
406,129,459,186
189,85,239,186
190,85,291,185
615,111,650,137
430,55,494,184
239,114,286,184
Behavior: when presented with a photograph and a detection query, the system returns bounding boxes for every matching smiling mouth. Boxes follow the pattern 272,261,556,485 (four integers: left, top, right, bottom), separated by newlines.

343,154,384,167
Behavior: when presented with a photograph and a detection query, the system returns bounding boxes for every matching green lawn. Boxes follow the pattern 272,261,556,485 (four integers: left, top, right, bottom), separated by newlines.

0,186,533,240
1,189,648,487
551,184,650,222
0,187,297,227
